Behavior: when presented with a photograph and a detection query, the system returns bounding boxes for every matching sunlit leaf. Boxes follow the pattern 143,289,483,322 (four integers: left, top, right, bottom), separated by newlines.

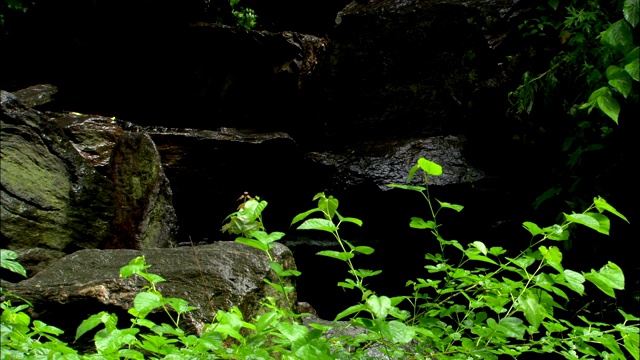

418,158,443,176
437,200,464,212
540,246,564,273
624,0,639,28
316,250,354,261
366,295,392,319
594,197,629,223
297,218,339,232
410,217,436,229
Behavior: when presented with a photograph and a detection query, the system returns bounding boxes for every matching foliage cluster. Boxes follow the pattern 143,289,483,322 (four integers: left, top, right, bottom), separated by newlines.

508,0,639,209
2,158,638,359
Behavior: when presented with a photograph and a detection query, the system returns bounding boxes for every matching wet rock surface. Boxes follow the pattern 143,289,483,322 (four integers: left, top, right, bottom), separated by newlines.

0,91,114,252
2,241,297,337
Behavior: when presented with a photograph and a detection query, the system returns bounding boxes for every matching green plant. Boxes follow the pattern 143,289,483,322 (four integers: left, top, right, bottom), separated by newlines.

229,0,257,30
508,0,639,210
290,158,639,358
1,159,638,359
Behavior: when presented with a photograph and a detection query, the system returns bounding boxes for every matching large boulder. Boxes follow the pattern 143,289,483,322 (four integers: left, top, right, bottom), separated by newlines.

1,88,178,262
0,90,114,252
2,241,298,337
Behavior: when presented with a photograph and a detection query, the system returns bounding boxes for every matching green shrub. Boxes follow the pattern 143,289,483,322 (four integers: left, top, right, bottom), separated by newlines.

2,158,638,359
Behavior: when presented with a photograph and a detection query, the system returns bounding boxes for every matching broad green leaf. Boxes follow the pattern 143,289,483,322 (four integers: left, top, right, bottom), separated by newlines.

517,295,547,330
291,208,321,226
543,321,568,333
164,298,196,315
407,163,420,182
242,199,267,223
387,183,426,191
437,200,464,212
623,332,639,360
471,241,488,255
76,312,108,341
606,65,633,97
624,0,639,28
625,50,639,81
334,303,367,321
276,322,308,343
594,197,629,223
619,309,640,321
523,222,543,236
541,224,569,241
297,218,339,232
386,320,416,344
596,92,621,124
318,195,339,220
353,246,375,255
0,249,26,277
489,247,507,256
466,253,498,265
562,269,585,295
487,317,526,339
235,237,268,252
349,268,382,278
564,212,610,235
602,19,634,54
366,295,392,319
585,262,625,298
316,250,354,261
533,187,562,209
599,333,627,359
410,217,437,229
507,255,535,269
250,230,285,244
337,214,363,227
540,246,563,273
139,272,165,285
134,292,164,317
119,256,150,278
418,158,443,176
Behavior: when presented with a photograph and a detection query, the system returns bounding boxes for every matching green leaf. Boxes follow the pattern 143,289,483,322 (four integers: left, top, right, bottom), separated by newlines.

418,158,443,176
623,332,639,360
533,187,562,209
517,295,547,331
366,295,392,319
585,262,625,298
619,309,640,321
235,237,268,252
541,224,569,241
291,208,322,226
624,0,639,28
164,298,197,315
76,312,109,341
488,317,526,339
540,246,564,273
337,214,363,227
562,269,585,295
250,230,285,244
437,200,464,212
407,163,421,182
297,218,339,232
564,212,610,235
318,195,339,220
353,246,375,255
625,49,640,81
276,322,308,343
606,65,633,98
471,241,488,255
387,183,426,191
350,268,382,278
602,19,634,54
119,256,150,278
316,250,354,262
0,249,27,277
548,0,559,10
596,92,621,124
134,292,164,318
594,197,629,223
523,222,543,236
334,304,367,321
409,217,437,229
242,199,267,223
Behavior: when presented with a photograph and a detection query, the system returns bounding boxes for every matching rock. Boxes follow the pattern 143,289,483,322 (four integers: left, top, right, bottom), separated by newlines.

2,241,298,337
0,90,114,252
107,132,178,249
51,112,135,174
11,84,58,108
306,135,485,192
